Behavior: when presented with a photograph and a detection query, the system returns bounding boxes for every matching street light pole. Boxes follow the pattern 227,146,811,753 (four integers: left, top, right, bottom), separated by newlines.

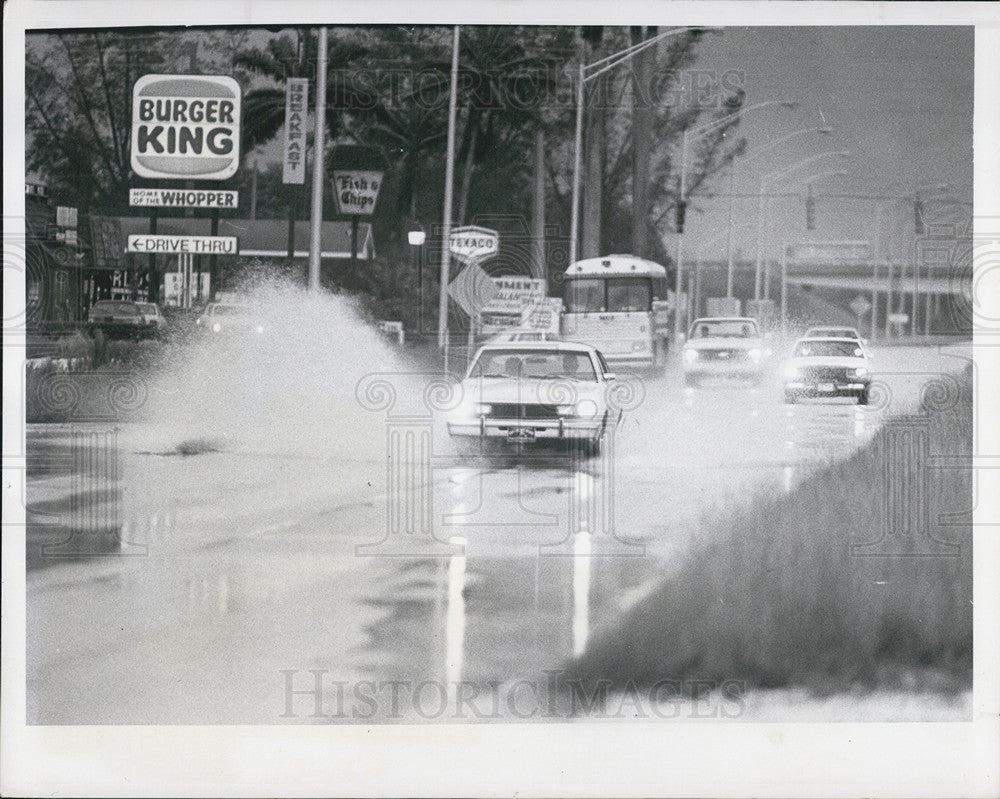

754,150,850,300
568,27,695,267
728,125,831,299
569,62,585,266
873,181,948,340
674,99,798,336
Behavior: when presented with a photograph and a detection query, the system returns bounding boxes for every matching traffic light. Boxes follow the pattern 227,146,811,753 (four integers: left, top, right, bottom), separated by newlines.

805,187,816,230
914,195,925,235
676,200,687,233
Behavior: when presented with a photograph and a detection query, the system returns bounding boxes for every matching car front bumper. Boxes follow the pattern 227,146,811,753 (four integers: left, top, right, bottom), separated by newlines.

784,380,869,397
684,360,764,376
447,416,604,441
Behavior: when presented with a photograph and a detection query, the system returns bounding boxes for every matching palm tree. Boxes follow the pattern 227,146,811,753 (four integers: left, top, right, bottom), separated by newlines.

233,29,370,157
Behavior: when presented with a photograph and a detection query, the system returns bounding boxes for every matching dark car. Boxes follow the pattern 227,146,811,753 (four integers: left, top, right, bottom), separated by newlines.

87,300,160,339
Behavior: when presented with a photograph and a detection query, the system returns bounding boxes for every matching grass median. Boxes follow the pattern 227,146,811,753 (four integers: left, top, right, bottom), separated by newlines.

564,367,974,697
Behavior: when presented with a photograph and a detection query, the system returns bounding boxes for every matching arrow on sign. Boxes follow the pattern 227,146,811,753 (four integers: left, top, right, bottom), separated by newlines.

447,259,499,317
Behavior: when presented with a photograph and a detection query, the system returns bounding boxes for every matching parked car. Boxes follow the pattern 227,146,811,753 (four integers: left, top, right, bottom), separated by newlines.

87,300,160,339
194,302,264,336
783,337,872,404
447,340,620,455
682,317,769,386
136,302,167,336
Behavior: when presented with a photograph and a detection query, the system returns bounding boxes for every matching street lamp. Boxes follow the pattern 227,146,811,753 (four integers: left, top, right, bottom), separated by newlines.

673,99,799,337
725,125,832,298
754,150,850,301
569,27,697,267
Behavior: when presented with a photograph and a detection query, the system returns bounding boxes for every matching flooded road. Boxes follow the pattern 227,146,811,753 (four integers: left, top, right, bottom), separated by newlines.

23,334,970,723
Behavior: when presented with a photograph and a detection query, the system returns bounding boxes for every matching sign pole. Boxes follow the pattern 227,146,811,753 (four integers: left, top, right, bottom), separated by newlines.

207,208,219,301
351,215,359,262
148,201,158,302
780,242,789,337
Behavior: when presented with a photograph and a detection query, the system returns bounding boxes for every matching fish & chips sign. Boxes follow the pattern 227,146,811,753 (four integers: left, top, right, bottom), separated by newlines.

131,74,242,180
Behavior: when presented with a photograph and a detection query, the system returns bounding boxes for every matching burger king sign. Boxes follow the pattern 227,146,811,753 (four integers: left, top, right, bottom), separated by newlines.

131,74,242,180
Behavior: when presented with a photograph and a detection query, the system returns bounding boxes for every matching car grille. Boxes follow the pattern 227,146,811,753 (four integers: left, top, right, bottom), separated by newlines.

699,348,749,361
799,366,855,381
487,403,562,420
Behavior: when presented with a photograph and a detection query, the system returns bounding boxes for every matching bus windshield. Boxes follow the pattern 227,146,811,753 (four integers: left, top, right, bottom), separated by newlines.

607,278,651,312
565,279,604,313
564,277,651,313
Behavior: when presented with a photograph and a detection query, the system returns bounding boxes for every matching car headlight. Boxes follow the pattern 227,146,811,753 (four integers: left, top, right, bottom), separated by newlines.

212,322,222,333
748,348,763,361
854,367,869,378
575,399,598,418
683,348,699,362
784,365,799,380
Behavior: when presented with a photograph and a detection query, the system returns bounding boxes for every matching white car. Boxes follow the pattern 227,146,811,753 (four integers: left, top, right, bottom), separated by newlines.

803,325,867,346
783,337,872,404
487,329,560,344
195,302,264,336
447,341,619,454
682,317,768,386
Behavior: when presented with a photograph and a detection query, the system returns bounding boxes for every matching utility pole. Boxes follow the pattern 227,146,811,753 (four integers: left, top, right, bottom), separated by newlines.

532,127,546,280
438,26,461,365
308,26,328,292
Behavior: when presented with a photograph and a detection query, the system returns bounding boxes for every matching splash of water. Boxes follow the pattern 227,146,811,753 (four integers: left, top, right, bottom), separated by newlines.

137,279,414,461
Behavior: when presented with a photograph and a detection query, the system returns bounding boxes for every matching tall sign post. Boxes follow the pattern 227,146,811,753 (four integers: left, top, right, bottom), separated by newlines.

283,77,308,264
330,144,388,281
130,73,241,303
332,170,383,260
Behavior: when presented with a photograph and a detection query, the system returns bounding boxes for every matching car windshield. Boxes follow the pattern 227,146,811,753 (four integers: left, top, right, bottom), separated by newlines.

91,301,139,314
794,340,865,358
210,304,249,316
690,320,758,338
807,328,857,339
469,349,598,381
